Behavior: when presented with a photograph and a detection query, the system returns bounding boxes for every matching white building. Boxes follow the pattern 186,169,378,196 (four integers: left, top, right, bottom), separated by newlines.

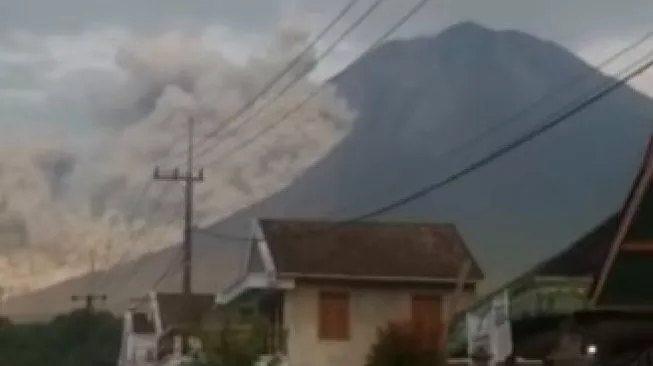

217,219,484,366
117,311,156,366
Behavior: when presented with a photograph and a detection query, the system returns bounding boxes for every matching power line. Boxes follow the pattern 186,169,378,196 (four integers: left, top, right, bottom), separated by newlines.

94,11,651,310
93,1,431,292
109,23,653,302
91,112,181,293
197,53,653,243
193,0,392,162
119,0,377,236
98,2,429,295
193,28,653,242
343,30,653,209
196,0,433,166
150,250,184,291
348,58,653,222
192,0,364,153
334,35,653,217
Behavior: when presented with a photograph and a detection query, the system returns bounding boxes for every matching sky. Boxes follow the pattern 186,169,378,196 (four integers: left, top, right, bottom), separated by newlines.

0,0,653,295
1,0,653,136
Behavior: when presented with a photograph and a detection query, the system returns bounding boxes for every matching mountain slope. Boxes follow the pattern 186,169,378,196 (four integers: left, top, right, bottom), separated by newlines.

6,22,653,317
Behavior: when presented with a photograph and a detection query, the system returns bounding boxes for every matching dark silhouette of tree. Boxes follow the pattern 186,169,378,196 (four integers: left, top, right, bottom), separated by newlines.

0,310,121,366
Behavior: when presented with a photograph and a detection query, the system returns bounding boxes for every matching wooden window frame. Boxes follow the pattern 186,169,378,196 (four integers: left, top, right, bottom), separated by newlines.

317,290,350,341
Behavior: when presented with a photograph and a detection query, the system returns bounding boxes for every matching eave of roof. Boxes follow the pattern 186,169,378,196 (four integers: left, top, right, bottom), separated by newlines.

257,219,484,281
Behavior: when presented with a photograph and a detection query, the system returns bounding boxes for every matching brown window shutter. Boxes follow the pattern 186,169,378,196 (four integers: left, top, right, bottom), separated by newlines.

318,291,350,340
411,294,442,349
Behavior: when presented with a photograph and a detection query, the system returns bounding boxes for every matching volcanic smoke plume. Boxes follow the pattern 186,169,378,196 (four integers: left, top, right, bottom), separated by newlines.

0,24,354,297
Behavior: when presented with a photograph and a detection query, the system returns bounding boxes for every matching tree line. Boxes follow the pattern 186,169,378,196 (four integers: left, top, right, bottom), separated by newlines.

0,310,121,366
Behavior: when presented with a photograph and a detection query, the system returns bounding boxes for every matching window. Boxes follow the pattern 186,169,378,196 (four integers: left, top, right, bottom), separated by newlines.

318,291,350,340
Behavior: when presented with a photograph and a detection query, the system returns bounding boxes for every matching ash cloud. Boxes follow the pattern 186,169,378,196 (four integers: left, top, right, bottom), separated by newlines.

0,23,355,297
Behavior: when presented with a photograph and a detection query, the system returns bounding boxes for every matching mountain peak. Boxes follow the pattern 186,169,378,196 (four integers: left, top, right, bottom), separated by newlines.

439,21,492,37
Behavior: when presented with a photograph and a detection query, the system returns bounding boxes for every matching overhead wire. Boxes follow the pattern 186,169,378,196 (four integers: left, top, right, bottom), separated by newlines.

195,0,435,166
197,47,653,243
91,5,653,309
339,57,653,222
191,0,364,154
193,0,392,162
76,0,377,313
103,0,377,275
90,113,181,294
92,0,410,298
338,29,653,212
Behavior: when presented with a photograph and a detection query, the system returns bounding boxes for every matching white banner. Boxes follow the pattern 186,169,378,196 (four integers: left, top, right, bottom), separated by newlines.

490,290,512,363
466,290,513,365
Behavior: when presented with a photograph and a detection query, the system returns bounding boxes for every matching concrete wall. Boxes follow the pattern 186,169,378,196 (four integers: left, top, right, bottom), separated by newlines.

283,283,475,366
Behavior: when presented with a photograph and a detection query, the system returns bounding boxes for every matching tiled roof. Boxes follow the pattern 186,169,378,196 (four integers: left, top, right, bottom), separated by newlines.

155,292,215,330
132,312,155,334
258,219,483,281
592,136,653,306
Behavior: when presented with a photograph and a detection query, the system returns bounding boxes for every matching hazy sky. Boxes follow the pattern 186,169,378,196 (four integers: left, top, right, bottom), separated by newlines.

1,0,653,91
1,0,652,140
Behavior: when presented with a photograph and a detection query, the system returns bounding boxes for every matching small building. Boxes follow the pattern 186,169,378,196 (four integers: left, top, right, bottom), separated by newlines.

152,292,217,366
117,311,156,366
217,219,484,366
117,291,217,366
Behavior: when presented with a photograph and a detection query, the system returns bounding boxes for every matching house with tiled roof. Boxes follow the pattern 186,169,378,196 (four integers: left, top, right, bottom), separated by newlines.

458,136,653,362
217,219,484,366
466,137,653,322
590,135,653,308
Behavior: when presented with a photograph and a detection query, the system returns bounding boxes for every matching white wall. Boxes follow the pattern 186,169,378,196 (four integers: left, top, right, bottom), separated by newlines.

283,284,474,366
132,335,156,365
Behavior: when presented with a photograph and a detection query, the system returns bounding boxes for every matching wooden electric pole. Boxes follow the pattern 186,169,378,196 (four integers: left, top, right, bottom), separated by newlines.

153,115,203,353
71,294,107,313
72,250,107,313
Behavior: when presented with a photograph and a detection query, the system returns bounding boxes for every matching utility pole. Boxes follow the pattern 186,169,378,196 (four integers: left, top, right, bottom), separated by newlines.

71,294,107,313
72,250,107,313
153,116,204,353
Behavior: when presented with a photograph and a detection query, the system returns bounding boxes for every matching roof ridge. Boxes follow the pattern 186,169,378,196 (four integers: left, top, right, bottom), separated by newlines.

258,217,458,227
258,218,484,280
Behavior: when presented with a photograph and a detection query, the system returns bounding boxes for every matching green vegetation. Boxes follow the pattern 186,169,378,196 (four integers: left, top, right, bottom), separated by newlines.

195,313,281,366
0,310,122,366
365,322,444,366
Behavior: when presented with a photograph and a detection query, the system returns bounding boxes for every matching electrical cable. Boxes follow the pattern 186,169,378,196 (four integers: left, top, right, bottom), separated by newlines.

193,0,393,162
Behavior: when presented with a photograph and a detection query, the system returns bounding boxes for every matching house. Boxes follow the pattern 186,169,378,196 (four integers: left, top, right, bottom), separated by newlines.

590,135,653,308
460,136,653,362
507,214,618,319
152,292,217,365
217,219,484,366
118,291,217,366
118,311,156,366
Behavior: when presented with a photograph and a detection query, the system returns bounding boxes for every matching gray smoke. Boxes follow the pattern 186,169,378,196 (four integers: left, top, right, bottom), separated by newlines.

0,23,354,297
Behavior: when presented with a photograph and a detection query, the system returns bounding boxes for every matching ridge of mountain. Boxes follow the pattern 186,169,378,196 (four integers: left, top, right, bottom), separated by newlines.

5,22,653,317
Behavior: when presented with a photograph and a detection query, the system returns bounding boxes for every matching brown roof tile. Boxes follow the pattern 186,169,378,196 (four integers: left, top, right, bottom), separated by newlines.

258,219,483,281
155,292,215,330
132,312,155,334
